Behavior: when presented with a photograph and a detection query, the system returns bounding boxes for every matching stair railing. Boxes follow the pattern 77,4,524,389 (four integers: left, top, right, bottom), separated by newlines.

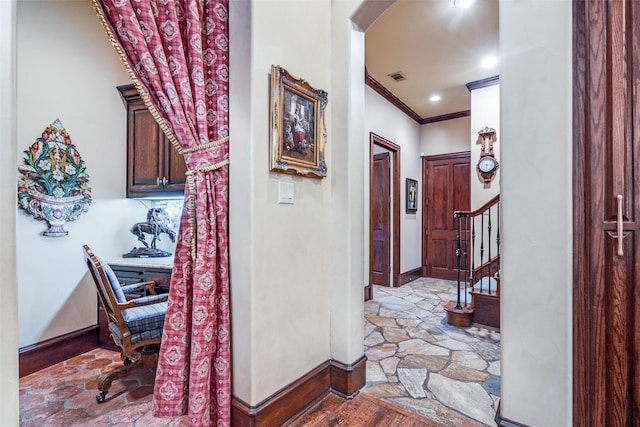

453,195,500,309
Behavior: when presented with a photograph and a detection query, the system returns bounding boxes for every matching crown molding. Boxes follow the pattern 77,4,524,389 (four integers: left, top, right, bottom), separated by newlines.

466,75,500,91
365,69,474,125
422,110,471,124
364,68,423,124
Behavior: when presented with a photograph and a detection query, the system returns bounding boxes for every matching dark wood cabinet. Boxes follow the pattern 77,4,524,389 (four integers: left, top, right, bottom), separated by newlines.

117,84,186,198
98,263,172,351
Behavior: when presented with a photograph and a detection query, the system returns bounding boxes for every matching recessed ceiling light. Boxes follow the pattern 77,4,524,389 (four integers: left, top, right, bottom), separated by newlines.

454,0,474,8
481,56,498,68
429,95,441,102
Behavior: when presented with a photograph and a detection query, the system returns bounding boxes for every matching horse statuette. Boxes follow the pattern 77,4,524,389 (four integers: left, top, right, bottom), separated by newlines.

123,208,176,258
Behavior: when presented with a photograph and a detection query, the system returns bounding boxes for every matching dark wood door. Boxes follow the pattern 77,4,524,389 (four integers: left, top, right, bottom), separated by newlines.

423,152,470,280
371,152,391,286
574,2,640,425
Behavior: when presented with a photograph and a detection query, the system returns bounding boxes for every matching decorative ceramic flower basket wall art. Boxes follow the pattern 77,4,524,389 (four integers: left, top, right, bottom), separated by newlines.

17,119,92,237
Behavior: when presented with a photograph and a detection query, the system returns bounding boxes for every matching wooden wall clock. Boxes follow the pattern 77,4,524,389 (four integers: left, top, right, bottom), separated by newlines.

476,127,499,183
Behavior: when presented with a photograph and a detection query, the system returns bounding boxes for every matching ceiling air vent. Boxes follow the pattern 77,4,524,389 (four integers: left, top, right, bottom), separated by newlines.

387,71,406,82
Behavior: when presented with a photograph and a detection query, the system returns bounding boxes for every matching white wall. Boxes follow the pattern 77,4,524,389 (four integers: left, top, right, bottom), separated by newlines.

0,0,19,424
500,1,572,425
468,85,500,267
420,116,470,156
228,0,253,403
329,0,367,372
366,86,421,273
230,0,334,405
470,84,500,209
16,1,158,347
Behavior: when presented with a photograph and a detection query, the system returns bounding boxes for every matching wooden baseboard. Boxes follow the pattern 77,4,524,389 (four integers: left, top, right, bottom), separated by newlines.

231,361,331,427
398,267,422,286
364,284,373,301
330,355,367,398
19,325,99,377
231,356,367,426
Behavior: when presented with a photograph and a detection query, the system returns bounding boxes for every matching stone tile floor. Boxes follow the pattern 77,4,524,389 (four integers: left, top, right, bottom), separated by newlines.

362,278,501,427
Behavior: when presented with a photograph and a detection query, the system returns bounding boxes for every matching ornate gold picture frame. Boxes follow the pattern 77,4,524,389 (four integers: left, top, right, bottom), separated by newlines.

270,65,327,178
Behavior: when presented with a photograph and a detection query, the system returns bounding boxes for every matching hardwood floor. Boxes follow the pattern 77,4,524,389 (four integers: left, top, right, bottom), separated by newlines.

287,392,444,426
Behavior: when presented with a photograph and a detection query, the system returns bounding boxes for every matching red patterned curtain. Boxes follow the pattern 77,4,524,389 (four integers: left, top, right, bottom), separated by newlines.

92,1,230,425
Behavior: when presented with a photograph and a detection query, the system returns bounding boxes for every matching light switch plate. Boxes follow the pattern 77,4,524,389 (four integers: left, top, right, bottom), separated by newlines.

278,182,294,204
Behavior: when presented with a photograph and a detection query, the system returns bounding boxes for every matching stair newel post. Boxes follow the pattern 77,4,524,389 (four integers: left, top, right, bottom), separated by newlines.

455,213,463,309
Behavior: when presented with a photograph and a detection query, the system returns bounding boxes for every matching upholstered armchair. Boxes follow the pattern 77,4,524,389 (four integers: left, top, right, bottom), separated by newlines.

83,245,168,403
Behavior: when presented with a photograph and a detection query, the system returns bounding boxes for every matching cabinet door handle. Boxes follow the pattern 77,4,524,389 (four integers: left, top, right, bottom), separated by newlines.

162,177,168,186
616,194,624,256
156,177,161,187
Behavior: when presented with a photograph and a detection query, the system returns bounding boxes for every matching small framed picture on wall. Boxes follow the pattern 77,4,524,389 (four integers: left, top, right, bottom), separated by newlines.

406,178,418,213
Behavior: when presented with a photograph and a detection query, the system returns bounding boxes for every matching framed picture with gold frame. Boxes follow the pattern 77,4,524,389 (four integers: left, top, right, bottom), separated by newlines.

270,65,328,178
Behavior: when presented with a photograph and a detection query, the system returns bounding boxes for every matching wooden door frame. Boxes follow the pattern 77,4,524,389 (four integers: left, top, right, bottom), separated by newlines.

572,2,591,420
369,133,400,287
421,151,471,278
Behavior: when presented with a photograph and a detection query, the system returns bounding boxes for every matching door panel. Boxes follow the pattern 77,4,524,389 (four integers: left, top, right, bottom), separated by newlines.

574,1,639,425
371,152,390,286
129,106,163,195
423,152,470,280
164,139,187,193
453,163,470,221
430,238,450,271
430,164,450,231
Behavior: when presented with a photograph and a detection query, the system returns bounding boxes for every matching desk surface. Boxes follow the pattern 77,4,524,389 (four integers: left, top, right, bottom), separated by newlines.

107,255,174,269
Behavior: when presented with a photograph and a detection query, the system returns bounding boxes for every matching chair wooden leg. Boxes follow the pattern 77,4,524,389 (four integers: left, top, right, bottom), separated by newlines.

96,357,141,403
95,345,160,403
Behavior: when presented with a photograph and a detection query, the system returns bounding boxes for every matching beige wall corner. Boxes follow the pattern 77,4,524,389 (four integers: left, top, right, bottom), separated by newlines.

329,0,370,366
470,84,500,210
0,0,19,424
230,0,337,405
229,0,254,404
500,0,572,425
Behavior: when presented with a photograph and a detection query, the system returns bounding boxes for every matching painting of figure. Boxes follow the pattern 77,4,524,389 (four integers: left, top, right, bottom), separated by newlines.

406,178,418,213
282,88,316,164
